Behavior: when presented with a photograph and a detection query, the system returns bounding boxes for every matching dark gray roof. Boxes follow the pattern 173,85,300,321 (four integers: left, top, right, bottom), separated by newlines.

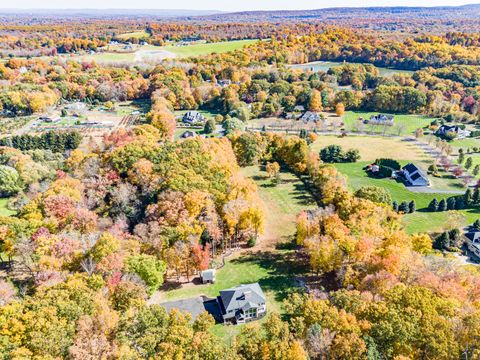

403,163,419,173
466,231,480,242
219,283,265,314
403,163,428,181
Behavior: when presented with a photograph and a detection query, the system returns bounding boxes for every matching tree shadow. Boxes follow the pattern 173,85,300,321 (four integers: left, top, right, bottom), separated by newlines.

230,250,308,306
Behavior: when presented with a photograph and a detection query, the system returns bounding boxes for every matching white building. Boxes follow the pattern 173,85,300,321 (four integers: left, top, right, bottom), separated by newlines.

402,163,430,186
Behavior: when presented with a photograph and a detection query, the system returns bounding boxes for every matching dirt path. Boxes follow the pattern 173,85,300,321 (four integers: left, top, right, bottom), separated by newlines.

241,166,317,252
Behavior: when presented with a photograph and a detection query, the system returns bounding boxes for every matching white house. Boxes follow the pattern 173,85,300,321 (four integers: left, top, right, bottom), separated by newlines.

182,111,206,124
436,125,471,139
466,230,480,258
402,163,430,186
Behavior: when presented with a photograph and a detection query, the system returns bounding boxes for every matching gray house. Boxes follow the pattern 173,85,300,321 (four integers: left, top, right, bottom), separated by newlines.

368,114,394,126
182,111,206,124
218,283,266,324
299,111,321,123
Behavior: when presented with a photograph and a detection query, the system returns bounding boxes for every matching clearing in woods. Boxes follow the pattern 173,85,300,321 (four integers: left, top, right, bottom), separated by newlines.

159,165,316,341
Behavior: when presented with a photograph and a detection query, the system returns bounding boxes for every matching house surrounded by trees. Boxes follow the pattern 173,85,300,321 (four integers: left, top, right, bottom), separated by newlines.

218,283,266,324
182,111,206,124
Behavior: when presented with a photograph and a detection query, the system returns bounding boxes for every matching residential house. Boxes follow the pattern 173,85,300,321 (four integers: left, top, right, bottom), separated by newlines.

218,283,267,324
466,230,480,258
402,163,430,186
180,130,197,139
368,114,395,126
182,111,206,124
217,79,232,87
299,111,321,123
436,125,471,139
293,105,305,113
200,269,216,284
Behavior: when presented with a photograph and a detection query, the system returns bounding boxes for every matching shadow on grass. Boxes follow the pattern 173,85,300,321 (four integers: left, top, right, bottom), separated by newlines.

230,249,308,306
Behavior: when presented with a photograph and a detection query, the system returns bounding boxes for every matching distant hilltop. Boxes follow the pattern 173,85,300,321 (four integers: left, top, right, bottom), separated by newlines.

0,8,223,18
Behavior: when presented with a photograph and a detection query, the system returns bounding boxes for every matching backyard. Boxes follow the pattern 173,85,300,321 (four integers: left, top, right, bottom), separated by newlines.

156,165,317,341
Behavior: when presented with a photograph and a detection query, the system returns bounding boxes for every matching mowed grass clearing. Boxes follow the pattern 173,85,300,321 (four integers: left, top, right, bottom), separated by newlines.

342,111,434,135
311,135,427,162
162,166,316,341
0,198,15,216
162,39,258,58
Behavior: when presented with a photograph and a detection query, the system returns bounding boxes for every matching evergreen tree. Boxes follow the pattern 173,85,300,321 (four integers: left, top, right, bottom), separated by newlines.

433,232,450,250
398,201,409,213
473,188,480,205
448,228,463,248
473,164,480,176
458,152,465,164
473,219,480,229
465,157,473,170
438,199,447,211
392,200,399,212
447,197,456,210
408,200,416,213
428,198,439,212
464,188,473,206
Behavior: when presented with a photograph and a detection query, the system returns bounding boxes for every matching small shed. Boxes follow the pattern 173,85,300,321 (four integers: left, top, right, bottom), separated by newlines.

201,269,216,284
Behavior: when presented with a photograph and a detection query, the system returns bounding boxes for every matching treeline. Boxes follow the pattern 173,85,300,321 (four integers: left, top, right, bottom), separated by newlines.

0,131,82,152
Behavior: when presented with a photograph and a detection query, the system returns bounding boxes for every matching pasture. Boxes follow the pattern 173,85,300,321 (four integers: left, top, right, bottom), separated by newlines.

162,39,257,58
311,135,427,161
77,39,257,64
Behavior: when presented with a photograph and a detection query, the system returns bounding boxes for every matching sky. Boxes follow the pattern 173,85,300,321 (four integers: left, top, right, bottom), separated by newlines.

1,0,477,11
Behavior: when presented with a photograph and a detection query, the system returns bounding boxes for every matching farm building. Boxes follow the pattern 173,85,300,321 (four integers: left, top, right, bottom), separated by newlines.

401,163,430,186
435,125,471,139
182,111,206,124
218,283,267,324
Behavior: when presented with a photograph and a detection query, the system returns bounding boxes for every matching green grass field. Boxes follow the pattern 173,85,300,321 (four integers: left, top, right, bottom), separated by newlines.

449,138,480,149
342,111,435,135
162,39,257,58
0,198,15,216
401,210,480,234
